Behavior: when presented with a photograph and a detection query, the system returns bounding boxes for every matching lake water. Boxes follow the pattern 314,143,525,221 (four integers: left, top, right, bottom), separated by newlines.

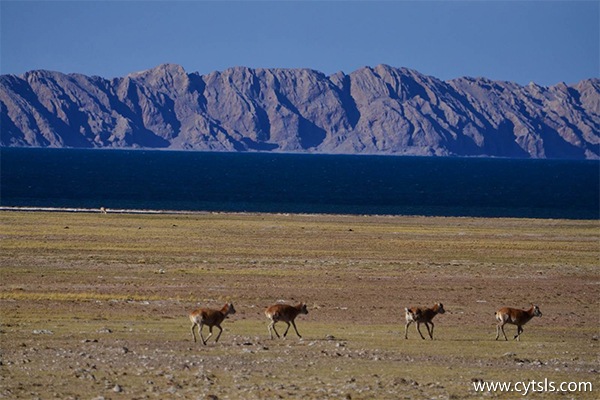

1,148,598,219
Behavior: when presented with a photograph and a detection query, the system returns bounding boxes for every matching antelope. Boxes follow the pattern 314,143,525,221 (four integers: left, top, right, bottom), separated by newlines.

404,303,445,340
495,304,542,341
189,303,236,345
265,302,308,339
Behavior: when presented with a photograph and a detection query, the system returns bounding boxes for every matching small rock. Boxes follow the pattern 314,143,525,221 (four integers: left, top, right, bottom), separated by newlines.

32,330,53,335
113,384,122,393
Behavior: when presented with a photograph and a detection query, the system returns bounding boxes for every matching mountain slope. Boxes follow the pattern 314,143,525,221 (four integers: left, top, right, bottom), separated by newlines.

1,63,598,159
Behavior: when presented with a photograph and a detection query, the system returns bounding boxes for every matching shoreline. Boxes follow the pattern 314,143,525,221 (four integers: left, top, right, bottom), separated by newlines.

1,205,598,222
0,206,208,215
0,206,375,219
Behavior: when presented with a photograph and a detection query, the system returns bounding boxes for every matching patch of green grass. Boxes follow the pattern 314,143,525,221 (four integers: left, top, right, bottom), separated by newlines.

0,291,165,302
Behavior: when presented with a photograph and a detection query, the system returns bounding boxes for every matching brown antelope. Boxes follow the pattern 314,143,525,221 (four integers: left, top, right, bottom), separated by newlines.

265,302,308,339
189,303,236,345
495,304,542,341
404,303,445,340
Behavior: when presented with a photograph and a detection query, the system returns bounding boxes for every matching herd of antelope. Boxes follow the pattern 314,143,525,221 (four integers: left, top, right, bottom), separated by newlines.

189,301,542,344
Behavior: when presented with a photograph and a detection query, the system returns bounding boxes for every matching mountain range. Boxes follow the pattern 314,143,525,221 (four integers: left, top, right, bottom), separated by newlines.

1,63,598,159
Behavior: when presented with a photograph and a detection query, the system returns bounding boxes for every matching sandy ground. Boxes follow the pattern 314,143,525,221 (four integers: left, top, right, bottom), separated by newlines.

0,211,598,399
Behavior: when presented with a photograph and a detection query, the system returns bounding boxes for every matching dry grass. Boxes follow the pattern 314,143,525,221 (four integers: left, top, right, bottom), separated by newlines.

1,211,598,399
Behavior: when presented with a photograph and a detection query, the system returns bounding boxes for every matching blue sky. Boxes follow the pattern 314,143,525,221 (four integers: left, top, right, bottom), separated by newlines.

1,0,598,86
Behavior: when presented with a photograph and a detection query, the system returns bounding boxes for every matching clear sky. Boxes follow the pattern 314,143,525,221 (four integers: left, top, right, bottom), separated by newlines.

1,0,598,86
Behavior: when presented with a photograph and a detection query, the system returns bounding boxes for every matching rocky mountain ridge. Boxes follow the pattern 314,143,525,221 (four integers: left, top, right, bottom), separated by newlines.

1,63,598,159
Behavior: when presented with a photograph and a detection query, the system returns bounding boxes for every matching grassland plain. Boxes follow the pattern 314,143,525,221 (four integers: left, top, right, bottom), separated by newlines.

0,211,598,399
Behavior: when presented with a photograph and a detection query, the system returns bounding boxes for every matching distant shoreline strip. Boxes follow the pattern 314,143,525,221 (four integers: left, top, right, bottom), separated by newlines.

0,206,345,218
0,206,209,215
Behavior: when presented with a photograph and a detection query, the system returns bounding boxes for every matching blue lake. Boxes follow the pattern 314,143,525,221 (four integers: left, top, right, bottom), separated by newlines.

1,148,598,219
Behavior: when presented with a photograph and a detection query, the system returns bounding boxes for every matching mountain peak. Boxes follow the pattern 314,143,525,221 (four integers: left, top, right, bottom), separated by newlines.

126,63,188,81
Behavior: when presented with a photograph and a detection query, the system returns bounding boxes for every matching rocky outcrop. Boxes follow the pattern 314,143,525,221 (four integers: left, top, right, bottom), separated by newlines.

1,63,598,158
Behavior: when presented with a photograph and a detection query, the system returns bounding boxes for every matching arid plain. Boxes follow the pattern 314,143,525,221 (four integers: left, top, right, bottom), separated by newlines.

1,211,598,399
